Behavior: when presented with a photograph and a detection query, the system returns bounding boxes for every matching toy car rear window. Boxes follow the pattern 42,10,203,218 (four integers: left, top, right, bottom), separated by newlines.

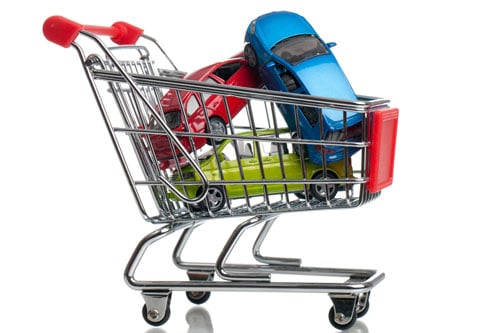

272,34,328,66
213,61,242,81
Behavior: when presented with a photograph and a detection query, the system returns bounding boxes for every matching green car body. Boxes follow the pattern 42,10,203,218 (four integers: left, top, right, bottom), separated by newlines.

170,129,353,211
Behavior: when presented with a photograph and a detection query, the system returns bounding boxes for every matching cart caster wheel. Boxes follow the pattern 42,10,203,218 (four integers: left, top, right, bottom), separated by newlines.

328,306,357,330
357,299,369,318
186,291,211,305
142,303,170,326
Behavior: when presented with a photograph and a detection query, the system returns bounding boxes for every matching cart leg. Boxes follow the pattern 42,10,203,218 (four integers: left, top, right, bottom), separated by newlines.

252,218,302,266
216,215,275,281
142,291,172,326
172,223,214,272
173,224,216,304
328,294,358,330
125,221,199,290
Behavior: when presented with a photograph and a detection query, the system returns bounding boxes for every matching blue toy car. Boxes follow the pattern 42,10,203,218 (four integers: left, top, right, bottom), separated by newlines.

244,11,362,164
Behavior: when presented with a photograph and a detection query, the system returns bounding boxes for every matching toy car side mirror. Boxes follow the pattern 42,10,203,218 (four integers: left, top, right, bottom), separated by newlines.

327,42,337,48
265,61,277,69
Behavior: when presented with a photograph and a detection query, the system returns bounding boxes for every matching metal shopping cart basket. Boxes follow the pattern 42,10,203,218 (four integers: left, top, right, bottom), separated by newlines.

43,16,399,330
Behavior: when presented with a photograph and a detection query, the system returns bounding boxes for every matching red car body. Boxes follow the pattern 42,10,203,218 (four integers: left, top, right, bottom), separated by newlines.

150,56,262,168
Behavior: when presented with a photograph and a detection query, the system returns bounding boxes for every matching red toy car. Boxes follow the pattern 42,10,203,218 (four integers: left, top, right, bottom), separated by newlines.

149,55,262,168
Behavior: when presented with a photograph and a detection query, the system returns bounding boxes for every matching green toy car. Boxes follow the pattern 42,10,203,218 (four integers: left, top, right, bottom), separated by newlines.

170,129,353,212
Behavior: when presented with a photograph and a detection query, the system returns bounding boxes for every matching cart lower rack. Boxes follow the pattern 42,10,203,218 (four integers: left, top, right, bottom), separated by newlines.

43,16,398,330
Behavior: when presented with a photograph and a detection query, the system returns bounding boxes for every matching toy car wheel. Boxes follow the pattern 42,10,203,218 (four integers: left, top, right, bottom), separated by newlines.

207,117,227,145
244,44,258,68
310,171,338,201
205,186,226,212
190,186,226,212
186,291,211,304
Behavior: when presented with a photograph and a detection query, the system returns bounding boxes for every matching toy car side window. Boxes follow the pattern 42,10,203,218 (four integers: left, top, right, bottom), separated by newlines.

201,77,218,102
268,142,289,156
235,140,254,158
301,106,319,127
280,72,299,92
186,94,200,116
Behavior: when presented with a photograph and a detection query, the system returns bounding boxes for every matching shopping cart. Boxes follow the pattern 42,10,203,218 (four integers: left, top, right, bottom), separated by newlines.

43,16,399,330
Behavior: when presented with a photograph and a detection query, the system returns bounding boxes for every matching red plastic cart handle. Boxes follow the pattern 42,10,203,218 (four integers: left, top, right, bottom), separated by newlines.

43,15,144,48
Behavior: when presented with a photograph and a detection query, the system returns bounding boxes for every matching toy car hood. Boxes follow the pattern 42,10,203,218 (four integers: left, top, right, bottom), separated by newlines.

294,56,356,102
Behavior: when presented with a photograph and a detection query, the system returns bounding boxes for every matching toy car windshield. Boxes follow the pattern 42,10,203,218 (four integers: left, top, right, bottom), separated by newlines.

272,34,328,66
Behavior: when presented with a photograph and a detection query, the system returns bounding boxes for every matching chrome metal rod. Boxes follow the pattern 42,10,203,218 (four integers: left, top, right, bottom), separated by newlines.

215,215,277,282
124,221,197,289
172,223,215,271
252,218,302,266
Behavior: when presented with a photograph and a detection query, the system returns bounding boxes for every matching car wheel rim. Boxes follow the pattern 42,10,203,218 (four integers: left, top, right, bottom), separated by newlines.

207,188,223,209
314,184,335,198
210,119,226,135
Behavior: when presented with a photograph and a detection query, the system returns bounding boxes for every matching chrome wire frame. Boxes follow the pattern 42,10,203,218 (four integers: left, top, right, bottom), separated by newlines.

60,29,392,329
125,214,384,293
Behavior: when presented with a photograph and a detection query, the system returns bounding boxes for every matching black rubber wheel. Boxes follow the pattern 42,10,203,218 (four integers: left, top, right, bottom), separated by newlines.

186,291,211,305
328,306,357,331
357,299,370,318
142,303,170,326
310,171,338,201
244,44,257,68
207,117,227,145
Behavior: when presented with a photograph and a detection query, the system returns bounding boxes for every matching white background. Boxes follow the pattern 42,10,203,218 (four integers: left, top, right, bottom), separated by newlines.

1,1,499,332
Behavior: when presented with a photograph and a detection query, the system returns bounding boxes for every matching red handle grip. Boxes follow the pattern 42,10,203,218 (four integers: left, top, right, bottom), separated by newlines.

43,15,144,48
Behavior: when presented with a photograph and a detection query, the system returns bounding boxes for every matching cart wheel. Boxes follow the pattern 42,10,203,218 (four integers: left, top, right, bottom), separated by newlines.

142,303,170,326
244,44,257,68
357,299,369,318
310,171,338,201
207,117,227,145
328,306,357,330
186,291,211,305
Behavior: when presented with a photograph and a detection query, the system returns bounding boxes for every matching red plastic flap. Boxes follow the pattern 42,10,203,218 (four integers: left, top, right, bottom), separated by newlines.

367,108,399,193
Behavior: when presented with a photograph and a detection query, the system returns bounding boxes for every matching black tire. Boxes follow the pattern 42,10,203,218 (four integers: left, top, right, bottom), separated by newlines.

328,306,357,331
357,299,370,318
142,303,170,326
190,186,226,212
207,117,227,145
186,291,211,305
189,186,226,213
244,44,257,68
310,171,338,201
